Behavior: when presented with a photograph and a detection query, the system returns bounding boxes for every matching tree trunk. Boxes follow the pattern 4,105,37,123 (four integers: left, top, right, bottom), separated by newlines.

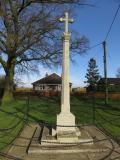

2,61,15,105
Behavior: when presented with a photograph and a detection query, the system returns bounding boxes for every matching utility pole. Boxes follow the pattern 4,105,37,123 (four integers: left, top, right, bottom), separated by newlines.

103,41,108,105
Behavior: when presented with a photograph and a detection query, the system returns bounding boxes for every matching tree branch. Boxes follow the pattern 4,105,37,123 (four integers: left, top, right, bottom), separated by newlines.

16,57,44,64
18,0,94,14
0,57,7,72
0,37,7,53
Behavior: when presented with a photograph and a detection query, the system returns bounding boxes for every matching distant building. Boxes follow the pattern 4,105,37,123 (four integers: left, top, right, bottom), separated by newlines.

72,87,86,93
96,78,120,92
98,78,120,86
32,73,72,92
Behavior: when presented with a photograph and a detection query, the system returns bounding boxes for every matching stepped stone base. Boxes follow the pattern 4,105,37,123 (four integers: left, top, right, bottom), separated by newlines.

7,123,119,160
27,125,108,154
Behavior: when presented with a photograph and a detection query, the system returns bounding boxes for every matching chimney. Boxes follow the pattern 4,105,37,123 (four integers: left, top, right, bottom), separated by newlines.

45,72,48,77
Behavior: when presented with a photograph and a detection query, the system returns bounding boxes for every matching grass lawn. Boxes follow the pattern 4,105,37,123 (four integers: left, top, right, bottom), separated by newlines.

0,96,120,151
0,100,27,151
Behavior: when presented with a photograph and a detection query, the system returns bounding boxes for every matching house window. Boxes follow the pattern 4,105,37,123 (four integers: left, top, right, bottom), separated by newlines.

35,85,43,91
58,85,61,91
35,86,40,90
39,85,43,90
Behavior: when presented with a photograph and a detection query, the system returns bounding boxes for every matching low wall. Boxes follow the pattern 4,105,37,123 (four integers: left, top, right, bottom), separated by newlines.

13,91,120,99
87,92,120,99
13,90,61,98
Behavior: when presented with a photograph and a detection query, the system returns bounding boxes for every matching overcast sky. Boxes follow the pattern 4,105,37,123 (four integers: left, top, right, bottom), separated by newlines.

1,0,120,88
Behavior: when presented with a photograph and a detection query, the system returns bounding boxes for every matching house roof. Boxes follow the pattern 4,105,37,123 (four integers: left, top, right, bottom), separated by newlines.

32,73,72,85
98,78,120,85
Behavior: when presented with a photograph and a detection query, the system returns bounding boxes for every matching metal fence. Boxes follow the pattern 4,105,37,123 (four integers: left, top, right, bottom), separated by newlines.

0,95,120,159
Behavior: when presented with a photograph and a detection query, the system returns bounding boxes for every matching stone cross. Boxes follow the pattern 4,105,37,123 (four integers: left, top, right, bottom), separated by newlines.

56,12,78,141
59,12,74,114
59,12,74,34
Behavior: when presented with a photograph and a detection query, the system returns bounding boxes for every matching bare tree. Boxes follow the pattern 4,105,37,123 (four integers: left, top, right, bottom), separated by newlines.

0,0,89,104
116,68,120,78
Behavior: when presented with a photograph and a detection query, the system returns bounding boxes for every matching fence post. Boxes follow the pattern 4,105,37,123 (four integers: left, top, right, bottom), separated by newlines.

26,93,30,123
93,105,95,125
92,92,96,125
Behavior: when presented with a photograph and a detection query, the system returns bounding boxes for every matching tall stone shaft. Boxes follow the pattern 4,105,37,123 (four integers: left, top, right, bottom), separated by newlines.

61,33,71,113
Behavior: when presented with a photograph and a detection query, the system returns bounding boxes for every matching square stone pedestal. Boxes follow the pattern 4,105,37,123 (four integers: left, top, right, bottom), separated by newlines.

53,112,81,143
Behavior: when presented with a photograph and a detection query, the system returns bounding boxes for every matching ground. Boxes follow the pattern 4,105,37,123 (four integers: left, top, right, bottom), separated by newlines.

0,96,120,159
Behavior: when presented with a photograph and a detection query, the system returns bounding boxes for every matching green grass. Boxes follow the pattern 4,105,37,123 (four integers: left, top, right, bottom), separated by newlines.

0,96,120,151
0,100,27,150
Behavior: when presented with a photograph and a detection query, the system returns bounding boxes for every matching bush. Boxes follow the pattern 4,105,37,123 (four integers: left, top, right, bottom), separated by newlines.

86,85,98,92
108,85,120,92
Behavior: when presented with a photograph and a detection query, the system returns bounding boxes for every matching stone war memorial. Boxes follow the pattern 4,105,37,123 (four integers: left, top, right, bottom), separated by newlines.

1,0,120,158
6,12,120,160
27,12,108,155
52,12,92,143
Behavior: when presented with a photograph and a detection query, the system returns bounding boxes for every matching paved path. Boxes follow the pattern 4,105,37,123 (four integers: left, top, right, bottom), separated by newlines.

1,124,120,160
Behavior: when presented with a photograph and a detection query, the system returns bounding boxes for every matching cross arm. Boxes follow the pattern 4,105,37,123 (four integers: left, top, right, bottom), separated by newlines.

59,18,74,23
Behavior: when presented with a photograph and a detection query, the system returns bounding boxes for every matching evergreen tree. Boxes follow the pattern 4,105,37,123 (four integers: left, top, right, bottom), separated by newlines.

85,58,100,91
116,68,120,78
